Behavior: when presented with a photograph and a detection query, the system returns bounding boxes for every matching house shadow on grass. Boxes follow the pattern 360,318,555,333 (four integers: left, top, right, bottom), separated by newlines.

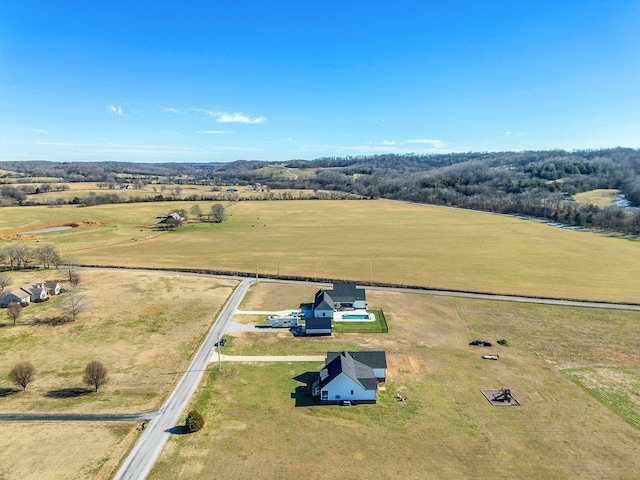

0,388,20,398
292,371,322,407
44,387,93,398
165,425,189,435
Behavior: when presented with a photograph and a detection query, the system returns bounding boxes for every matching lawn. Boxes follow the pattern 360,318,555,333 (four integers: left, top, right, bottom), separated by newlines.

150,288,640,480
0,200,638,303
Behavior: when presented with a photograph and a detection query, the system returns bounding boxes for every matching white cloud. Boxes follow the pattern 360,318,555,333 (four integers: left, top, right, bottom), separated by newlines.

196,130,234,135
32,129,48,134
381,140,396,145
505,131,513,136
163,107,184,114
406,138,445,149
214,112,266,124
107,104,123,115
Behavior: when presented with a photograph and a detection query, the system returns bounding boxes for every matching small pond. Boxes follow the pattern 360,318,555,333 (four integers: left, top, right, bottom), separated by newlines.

21,226,73,234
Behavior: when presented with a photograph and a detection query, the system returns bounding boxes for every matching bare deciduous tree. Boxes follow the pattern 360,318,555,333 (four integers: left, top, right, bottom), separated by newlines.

190,204,202,221
83,360,108,392
63,286,87,322
34,244,61,269
0,273,12,291
60,256,81,287
210,203,226,223
7,301,22,326
9,361,35,391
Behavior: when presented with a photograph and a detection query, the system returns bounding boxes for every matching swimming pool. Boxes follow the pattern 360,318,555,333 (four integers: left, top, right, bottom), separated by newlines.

342,314,371,320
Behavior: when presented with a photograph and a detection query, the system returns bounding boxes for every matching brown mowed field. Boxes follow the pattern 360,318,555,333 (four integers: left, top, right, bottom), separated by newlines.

0,422,136,480
0,269,236,414
149,285,640,480
33,199,638,304
0,269,237,479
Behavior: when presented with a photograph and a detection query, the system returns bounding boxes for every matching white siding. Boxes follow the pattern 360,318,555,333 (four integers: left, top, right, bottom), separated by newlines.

321,373,376,402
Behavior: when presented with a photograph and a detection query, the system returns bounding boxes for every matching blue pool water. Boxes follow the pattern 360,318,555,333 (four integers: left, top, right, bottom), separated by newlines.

342,314,370,320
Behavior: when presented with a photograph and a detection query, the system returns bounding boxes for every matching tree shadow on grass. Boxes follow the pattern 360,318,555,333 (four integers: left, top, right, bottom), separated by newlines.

165,425,190,435
44,387,93,398
30,316,72,327
0,388,20,397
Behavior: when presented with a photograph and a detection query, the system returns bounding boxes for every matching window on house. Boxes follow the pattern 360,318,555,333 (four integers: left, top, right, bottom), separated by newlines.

351,390,354,395
321,391,328,401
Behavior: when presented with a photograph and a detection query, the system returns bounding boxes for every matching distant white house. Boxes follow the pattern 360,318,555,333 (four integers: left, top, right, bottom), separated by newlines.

0,280,61,307
312,283,367,319
312,351,387,404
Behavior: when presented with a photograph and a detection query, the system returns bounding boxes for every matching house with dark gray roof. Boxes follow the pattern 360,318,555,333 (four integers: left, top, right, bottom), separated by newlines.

326,351,387,381
312,351,386,404
312,283,367,318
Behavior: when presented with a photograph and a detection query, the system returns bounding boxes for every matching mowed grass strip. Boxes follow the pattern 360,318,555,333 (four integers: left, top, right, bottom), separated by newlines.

150,285,640,479
0,269,236,414
0,200,637,303
562,367,640,430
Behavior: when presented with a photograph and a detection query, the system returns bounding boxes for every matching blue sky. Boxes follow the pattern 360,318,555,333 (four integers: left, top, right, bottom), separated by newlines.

1,1,639,163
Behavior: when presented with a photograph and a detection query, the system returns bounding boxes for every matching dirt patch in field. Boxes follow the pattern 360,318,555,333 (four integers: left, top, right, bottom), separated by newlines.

387,354,426,377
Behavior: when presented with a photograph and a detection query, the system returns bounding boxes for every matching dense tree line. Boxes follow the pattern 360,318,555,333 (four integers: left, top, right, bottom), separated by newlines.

1,148,639,234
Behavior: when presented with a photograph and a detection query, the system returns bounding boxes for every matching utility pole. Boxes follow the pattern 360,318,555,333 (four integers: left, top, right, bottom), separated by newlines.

255,263,259,282
277,257,280,277
370,262,373,284
217,334,222,371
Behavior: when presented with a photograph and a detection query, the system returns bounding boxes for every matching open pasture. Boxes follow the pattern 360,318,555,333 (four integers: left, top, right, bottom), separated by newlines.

573,189,623,207
0,200,638,303
0,422,136,480
150,285,640,480
0,269,236,414
7,180,332,204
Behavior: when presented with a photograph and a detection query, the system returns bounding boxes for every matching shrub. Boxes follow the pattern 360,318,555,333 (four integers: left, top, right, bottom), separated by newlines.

185,409,204,433
497,339,511,347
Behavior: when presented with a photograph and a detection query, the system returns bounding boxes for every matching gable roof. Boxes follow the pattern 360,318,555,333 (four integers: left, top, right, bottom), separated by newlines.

330,283,366,303
305,317,332,330
312,290,334,311
312,283,366,311
326,351,387,370
317,352,378,392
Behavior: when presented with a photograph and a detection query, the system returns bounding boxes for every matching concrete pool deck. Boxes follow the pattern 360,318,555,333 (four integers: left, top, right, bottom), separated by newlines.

333,310,375,322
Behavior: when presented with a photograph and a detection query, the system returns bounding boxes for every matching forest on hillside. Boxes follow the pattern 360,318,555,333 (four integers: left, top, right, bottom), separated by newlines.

1,148,640,235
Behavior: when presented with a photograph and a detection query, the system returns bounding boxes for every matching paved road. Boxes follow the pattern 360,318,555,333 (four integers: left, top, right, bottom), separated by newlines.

216,353,325,362
83,266,640,311
113,278,254,480
0,411,157,422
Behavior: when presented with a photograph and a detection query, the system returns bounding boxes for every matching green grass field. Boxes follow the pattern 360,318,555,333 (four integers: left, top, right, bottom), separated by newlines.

0,199,638,303
150,285,640,480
